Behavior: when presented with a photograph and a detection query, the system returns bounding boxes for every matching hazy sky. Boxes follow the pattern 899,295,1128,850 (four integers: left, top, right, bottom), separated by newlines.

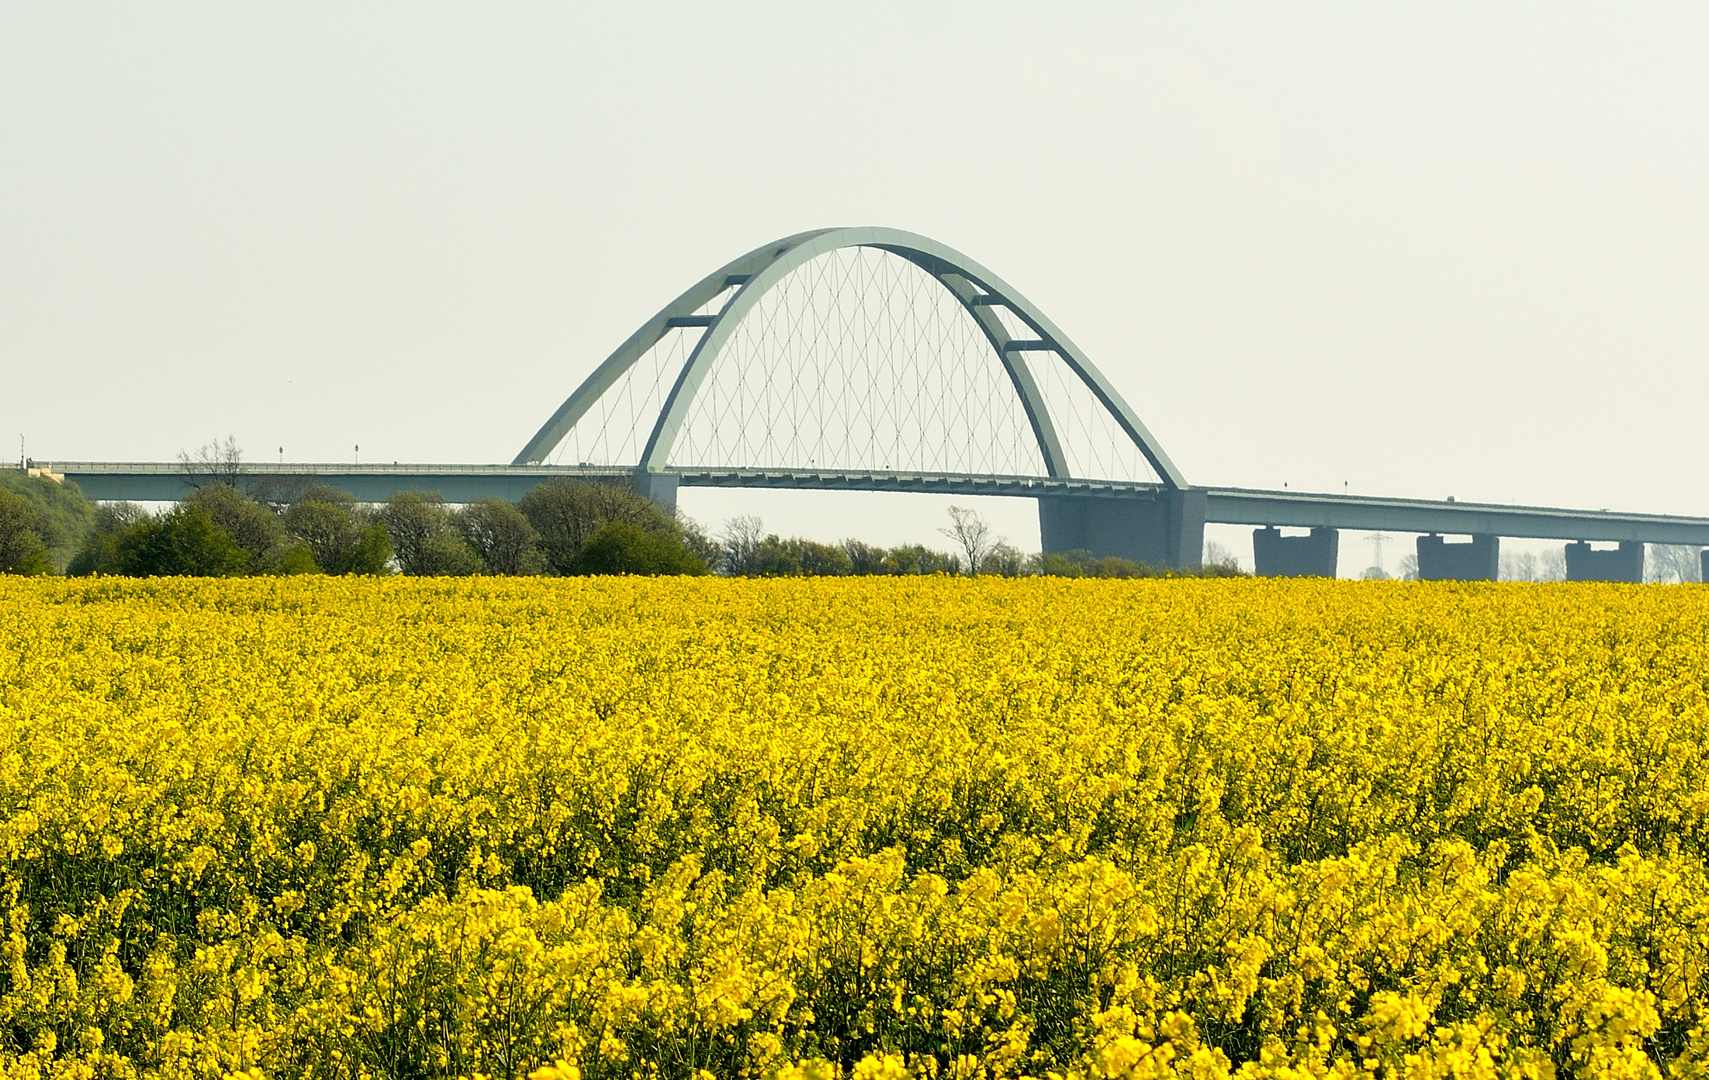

5,3,1706,559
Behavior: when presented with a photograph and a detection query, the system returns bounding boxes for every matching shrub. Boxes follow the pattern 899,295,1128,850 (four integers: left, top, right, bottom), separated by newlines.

185,484,289,573
738,536,854,576
381,492,479,576
283,495,391,575
270,542,321,575
982,541,1026,577
793,538,853,576
111,506,248,577
519,480,679,575
0,470,96,569
0,490,51,575
413,533,484,576
455,499,543,575
842,540,890,575
882,543,962,575
1032,549,1155,578
66,503,148,576
573,521,708,576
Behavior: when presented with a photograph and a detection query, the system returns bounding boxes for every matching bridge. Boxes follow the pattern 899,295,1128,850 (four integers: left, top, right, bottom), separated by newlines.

47,227,1709,582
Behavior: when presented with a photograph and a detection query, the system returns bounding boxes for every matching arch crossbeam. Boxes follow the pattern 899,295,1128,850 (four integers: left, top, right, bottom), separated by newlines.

516,227,1188,491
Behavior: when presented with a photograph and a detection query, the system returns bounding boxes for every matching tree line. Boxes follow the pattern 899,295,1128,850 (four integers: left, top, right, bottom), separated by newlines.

0,439,1261,579
2,468,1249,579
54,479,712,578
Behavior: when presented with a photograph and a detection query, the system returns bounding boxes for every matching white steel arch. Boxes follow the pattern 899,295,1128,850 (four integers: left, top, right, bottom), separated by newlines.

514,227,1187,490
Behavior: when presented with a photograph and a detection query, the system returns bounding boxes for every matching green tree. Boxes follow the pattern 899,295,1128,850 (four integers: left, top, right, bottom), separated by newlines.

1031,551,1087,577
677,515,722,569
455,499,543,575
0,490,51,575
269,543,321,574
842,540,891,575
747,536,801,576
883,544,962,575
735,535,854,576
794,538,853,576
67,503,149,576
112,506,248,577
346,523,395,575
381,492,479,576
280,486,390,575
413,533,483,576
0,470,96,570
573,521,708,576
1031,549,1154,578
185,484,294,573
519,480,679,575
982,541,1026,577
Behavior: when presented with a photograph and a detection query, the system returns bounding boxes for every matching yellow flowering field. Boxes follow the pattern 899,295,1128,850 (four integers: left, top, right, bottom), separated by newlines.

3,577,1709,1080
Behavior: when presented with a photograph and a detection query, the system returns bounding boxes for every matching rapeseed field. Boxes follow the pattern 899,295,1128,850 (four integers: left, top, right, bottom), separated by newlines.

2,576,1707,1080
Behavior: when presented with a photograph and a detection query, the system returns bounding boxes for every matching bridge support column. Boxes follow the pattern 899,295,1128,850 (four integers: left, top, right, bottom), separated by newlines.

634,471,679,514
1416,534,1499,581
1252,527,1339,578
1703,548,1708,584
1564,541,1645,583
1038,488,1205,570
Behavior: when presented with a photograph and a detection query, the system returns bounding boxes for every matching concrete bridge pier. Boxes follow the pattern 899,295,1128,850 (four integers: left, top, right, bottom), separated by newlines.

1038,489,1206,569
1703,548,1708,584
635,470,680,513
1416,534,1499,581
1252,527,1339,578
1564,541,1645,583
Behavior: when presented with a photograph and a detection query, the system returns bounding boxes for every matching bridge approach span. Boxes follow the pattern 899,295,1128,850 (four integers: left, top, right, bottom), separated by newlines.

48,462,1709,551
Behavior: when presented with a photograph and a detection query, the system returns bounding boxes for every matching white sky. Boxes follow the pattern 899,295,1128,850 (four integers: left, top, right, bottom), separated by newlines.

5,3,1706,564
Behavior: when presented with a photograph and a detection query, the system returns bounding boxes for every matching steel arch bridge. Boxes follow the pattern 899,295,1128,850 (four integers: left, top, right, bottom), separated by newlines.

49,226,1709,579
516,227,1185,487
510,226,1208,565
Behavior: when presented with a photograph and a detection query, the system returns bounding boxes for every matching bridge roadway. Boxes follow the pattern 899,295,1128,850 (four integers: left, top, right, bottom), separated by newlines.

45,461,1709,552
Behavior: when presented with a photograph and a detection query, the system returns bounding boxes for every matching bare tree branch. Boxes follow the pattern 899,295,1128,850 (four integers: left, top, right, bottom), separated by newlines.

178,436,247,491
939,505,995,576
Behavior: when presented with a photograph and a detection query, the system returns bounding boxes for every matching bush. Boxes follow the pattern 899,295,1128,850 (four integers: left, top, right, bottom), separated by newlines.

111,506,249,577
738,536,854,576
0,490,51,575
1034,550,1157,578
519,480,680,575
381,492,479,576
413,533,484,576
456,499,543,575
725,532,964,577
282,493,391,575
0,470,96,570
982,542,1026,577
794,538,853,576
842,540,890,575
185,484,290,573
270,542,321,575
66,503,150,576
1032,548,1249,579
882,544,962,575
678,516,722,569
1198,558,1248,578
573,521,708,576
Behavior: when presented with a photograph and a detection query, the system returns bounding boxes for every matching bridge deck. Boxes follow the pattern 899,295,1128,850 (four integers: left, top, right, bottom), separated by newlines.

39,462,1709,546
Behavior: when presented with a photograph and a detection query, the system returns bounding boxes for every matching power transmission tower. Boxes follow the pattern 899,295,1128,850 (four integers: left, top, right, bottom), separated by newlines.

1367,532,1391,575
